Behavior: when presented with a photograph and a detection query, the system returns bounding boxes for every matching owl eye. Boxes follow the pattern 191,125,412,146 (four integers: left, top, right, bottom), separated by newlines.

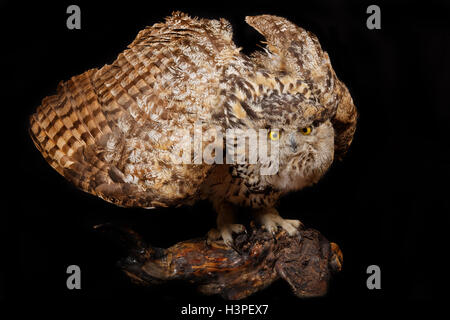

300,126,312,135
268,130,280,141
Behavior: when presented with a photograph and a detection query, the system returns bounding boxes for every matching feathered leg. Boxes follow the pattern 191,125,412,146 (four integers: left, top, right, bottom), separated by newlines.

207,202,245,248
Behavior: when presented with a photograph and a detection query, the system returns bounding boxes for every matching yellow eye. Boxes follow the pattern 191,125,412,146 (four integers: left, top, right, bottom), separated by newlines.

268,130,280,141
300,126,312,135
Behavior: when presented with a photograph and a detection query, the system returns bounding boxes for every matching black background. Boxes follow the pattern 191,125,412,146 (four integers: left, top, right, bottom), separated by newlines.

2,0,449,315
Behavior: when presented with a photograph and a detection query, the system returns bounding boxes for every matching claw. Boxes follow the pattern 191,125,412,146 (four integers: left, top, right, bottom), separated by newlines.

255,210,302,238
228,241,242,255
207,223,246,254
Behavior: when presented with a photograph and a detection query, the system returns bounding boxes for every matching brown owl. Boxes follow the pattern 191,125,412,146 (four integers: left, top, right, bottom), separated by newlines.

29,12,357,247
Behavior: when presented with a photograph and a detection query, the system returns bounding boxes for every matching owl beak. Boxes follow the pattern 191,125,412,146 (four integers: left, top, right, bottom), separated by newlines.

289,134,298,152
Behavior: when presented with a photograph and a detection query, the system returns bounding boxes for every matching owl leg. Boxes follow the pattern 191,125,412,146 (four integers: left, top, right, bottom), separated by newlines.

207,202,245,248
253,207,302,236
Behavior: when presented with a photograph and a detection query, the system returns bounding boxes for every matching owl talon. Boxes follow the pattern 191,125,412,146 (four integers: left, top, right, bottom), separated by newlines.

225,239,242,255
207,223,246,251
230,223,246,234
256,210,302,238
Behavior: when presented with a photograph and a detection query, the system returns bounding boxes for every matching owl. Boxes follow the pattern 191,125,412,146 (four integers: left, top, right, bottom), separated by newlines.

29,12,357,247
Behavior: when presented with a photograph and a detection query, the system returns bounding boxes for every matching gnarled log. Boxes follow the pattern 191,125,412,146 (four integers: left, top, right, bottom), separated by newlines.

96,223,342,300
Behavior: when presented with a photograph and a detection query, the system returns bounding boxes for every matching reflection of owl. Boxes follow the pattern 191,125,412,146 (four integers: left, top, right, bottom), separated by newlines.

29,12,357,247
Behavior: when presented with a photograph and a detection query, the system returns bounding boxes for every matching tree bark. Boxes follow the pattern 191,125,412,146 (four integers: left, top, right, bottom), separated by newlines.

97,223,343,300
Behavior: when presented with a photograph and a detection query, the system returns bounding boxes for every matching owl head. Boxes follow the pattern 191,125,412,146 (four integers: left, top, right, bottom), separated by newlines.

220,15,357,192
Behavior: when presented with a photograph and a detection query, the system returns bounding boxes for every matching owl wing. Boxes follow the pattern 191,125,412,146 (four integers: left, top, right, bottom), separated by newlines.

29,12,241,208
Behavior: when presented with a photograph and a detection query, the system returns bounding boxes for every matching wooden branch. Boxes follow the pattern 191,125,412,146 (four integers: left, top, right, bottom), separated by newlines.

96,223,343,300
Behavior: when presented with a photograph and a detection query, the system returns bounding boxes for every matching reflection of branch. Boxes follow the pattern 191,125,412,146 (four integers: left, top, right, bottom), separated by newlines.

97,223,343,300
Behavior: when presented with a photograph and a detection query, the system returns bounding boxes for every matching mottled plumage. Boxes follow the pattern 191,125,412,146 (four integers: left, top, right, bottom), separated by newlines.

29,12,357,246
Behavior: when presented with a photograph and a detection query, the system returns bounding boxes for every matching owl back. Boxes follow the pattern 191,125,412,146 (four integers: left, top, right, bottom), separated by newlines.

29,12,240,208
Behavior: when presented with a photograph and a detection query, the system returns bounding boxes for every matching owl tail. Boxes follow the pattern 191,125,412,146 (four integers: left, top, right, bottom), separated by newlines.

29,69,115,196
